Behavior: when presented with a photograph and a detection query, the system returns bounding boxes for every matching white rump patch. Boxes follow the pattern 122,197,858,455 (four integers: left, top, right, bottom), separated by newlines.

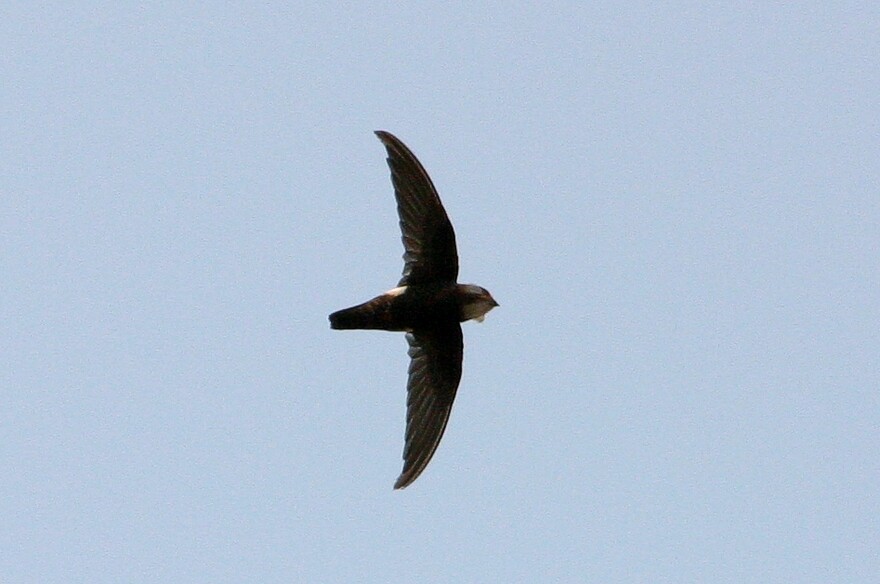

385,286,408,297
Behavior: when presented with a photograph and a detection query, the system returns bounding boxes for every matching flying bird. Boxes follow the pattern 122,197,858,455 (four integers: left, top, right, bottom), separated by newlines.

329,131,498,489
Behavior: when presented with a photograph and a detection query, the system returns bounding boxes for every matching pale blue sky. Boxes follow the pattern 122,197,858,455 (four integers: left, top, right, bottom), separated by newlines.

2,3,878,583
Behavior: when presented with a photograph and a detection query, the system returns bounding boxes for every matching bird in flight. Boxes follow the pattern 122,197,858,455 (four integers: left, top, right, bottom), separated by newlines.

329,131,498,489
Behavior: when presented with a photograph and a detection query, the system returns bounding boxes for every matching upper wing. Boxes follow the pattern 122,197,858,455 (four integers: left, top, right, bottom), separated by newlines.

375,131,459,286
394,324,464,489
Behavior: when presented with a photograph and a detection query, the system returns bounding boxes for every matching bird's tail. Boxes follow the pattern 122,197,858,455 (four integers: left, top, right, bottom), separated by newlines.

329,294,401,331
329,306,368,330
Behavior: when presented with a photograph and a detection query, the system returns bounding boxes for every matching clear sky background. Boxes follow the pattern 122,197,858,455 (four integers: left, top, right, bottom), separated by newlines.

2,3,878,583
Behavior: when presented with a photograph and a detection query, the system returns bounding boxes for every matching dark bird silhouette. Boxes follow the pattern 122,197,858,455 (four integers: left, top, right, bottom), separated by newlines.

329,131,498,489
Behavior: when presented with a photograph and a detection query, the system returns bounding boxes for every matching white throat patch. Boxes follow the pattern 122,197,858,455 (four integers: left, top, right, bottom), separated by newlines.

462,298,495,322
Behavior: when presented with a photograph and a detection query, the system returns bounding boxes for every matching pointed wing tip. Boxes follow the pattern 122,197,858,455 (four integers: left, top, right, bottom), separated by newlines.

374,130,394,143
393,468,419,490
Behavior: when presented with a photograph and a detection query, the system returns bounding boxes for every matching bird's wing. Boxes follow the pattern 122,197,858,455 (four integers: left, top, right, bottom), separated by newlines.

394,324,463,489
375,131,459,286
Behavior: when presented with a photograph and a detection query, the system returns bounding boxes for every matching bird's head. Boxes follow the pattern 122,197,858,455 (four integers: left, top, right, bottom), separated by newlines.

457,284,499,323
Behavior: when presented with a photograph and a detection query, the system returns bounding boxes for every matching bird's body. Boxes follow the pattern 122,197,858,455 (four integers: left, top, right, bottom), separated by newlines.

329,131,497,489
329,283,494,332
